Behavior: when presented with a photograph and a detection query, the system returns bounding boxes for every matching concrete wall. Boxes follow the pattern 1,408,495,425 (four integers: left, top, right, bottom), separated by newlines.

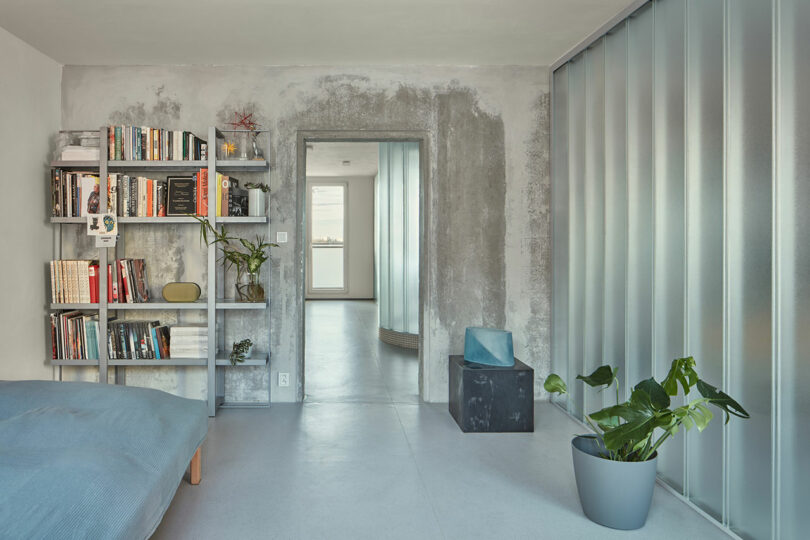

306,175,375,300
60,65,551,402
0,27,61,380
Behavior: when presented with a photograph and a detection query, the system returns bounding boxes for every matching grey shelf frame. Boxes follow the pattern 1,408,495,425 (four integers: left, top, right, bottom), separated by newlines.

51,216,268,224
50,126,272,416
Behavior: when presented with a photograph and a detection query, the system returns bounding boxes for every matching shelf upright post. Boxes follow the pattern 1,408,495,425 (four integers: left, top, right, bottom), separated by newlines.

207,127,217,416
98,127,109,384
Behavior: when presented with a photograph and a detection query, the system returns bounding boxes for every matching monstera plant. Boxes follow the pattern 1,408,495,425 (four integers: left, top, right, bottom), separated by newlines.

544,357,749,530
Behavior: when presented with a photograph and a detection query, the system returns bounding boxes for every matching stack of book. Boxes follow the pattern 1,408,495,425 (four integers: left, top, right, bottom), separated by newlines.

108,126,207,161
108,174,169,217
50,311,100,360
162,170,248,217
50,260,100,303
50,170,100,217
107,320,170,360
60,130,100,161
109,258,150,304
169,326,208,358
50,258,151,304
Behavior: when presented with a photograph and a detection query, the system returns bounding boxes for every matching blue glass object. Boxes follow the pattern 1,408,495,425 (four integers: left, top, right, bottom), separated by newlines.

463,327,515,367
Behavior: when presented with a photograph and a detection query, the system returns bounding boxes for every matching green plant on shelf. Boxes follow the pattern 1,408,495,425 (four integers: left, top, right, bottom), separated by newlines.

229,338,253,365
193,216,277,302
544,356,749,462
244,182,270,193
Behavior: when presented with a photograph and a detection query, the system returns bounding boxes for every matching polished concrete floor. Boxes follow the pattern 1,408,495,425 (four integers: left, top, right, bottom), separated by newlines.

153,301,731,540
304,300,419,404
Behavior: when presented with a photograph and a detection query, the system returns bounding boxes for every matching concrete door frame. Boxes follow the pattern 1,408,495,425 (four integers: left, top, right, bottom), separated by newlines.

295,130,431,401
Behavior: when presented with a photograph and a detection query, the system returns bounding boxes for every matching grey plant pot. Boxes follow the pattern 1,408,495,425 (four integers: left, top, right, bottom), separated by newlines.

571,435,658,530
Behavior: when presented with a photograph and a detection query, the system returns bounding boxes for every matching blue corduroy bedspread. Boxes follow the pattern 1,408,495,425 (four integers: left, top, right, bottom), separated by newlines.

0,380,207,539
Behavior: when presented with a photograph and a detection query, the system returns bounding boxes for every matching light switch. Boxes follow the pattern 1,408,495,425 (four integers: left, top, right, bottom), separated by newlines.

276,231,288,243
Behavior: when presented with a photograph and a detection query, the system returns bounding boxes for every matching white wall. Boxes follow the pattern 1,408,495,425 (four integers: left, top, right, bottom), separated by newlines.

306,175,375,299
0,27,61,380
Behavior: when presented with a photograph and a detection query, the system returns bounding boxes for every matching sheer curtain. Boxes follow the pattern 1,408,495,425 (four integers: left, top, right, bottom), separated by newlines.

376,142,419,336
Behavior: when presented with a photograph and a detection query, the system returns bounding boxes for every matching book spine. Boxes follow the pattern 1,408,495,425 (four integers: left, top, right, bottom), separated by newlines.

119,260,130,303
49,261,55,303
156,181,166,217
114,126,122,160
88,264,98,303
107,264,113,303
195,172,201,216
200,169,208,216
79,260,90,304
147,178,154,217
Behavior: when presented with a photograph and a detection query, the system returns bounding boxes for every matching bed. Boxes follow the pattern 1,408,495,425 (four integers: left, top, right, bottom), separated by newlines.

0,380,207,539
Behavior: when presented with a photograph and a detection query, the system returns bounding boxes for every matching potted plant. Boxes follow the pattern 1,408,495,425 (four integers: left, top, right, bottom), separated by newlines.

544,357,749,530
194,216,278,302
229,338,253,365
245,182,269,217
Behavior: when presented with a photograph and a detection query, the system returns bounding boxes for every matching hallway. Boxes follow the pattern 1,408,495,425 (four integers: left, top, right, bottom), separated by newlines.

304,300,418,404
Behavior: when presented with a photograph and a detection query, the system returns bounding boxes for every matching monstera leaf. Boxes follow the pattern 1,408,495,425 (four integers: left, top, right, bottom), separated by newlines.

661,356,699,396
576,365,616,388
696,380,750,422
633,378,670,410
543,374,568,395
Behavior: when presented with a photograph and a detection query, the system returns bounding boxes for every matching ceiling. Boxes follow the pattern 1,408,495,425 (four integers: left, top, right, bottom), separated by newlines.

0,0,636,66
306,142,379,177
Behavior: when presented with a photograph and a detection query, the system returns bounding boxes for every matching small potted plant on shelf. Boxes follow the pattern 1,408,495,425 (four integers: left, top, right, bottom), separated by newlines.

244,182,269,217
544,356,749,530
194,216,278,302
229,338,253,365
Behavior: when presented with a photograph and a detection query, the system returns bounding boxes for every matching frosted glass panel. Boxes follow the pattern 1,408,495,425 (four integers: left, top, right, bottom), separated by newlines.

603,24,627,404
583,42,605,413
312,247,344,289
625,4,654,391
652,0,686,492
726,1,773,538
551,65,570,409
550,0,810,535
377,142,420,335
777,1,810,537
685,0,724,520
567,54,586,419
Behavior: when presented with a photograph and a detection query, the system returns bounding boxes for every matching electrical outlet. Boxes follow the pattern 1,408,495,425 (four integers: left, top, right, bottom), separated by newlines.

276,231,288,243
278,372,290,387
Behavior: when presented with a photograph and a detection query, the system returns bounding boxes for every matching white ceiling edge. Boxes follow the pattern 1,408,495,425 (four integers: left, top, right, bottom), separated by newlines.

0,1,639,67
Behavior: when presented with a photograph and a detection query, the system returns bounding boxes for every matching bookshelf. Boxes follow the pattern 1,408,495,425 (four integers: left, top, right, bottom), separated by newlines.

49,126,271,416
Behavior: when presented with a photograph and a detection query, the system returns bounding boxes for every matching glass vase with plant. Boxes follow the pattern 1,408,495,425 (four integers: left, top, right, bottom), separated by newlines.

194,216,278,302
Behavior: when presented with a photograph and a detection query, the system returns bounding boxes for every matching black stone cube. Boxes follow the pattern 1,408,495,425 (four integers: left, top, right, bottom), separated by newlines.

448,355,534,432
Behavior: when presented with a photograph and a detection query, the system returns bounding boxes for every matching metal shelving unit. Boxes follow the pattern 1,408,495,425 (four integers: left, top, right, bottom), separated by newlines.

49,126,271,415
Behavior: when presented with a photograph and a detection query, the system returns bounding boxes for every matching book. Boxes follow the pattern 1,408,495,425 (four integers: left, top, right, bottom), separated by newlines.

167,176,196,215
79,175,100,216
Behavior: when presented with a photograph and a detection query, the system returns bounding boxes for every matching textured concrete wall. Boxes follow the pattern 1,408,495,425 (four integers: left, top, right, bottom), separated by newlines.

60,65,551,402
0,27,61,381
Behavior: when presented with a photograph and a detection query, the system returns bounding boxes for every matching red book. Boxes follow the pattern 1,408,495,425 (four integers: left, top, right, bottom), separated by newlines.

147,179,154,217
200,169,208,216
107,264,114,303
88,264,99,303
117,260,127,303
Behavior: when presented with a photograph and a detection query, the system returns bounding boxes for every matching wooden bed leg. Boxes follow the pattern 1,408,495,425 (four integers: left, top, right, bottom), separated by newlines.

190,447,201,485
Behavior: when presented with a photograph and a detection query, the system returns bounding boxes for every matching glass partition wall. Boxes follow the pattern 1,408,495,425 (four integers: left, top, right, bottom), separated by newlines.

376,142,419,347
551,0,809,538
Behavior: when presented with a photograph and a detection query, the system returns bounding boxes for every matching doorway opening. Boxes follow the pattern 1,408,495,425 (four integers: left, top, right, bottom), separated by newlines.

299,136,424,403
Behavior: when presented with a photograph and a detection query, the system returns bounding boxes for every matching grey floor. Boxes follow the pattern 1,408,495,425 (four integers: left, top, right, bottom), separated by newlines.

153,301,730,540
